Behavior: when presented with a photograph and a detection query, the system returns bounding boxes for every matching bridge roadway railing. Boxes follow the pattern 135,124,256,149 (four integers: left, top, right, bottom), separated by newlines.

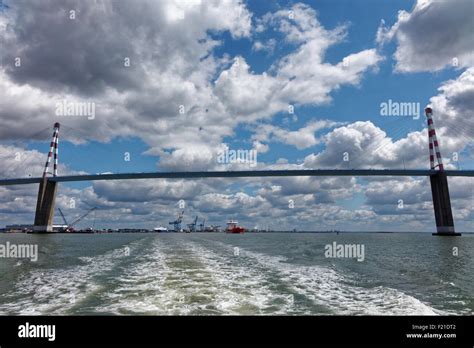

1,169,473,186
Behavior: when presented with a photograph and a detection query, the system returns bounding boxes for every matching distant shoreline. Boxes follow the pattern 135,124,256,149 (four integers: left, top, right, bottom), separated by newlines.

1,230,473,234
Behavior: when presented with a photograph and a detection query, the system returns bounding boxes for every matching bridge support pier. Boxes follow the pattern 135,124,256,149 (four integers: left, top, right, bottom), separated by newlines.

33,178,58,232
430,172,459,236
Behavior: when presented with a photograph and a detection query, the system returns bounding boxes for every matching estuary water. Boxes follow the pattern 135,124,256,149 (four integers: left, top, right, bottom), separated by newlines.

0,232,472,315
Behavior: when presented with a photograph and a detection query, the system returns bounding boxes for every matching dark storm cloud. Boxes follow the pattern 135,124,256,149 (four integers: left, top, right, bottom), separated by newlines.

1,0,154,96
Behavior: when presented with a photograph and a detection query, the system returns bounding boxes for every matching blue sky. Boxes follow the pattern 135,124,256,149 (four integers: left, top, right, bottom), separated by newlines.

0,0,473,231
24,0,468,172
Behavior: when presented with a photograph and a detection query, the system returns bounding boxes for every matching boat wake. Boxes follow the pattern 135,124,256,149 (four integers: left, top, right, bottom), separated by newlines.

0,235,455,315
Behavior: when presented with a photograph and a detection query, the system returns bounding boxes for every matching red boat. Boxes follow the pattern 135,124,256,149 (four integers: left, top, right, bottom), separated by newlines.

226,220,245,233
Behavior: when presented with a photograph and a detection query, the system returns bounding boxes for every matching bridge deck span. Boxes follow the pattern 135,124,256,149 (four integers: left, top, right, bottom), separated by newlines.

1,169,473,186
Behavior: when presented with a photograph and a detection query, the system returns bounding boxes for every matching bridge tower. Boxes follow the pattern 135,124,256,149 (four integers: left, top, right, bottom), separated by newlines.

425,108,459,236
33,122,60,232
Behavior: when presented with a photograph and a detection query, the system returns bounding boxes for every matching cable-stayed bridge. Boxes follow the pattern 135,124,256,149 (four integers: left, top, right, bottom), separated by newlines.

1,108,473,235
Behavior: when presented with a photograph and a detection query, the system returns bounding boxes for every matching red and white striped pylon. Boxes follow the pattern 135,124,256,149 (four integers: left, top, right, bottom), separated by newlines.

425,107,444,171
42,122,60,178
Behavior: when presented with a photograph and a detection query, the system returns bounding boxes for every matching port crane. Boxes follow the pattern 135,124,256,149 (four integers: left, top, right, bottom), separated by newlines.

58,207,69,227
199,218,206,232
169,210,184,231
57,207,97,232
187,216,198,232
